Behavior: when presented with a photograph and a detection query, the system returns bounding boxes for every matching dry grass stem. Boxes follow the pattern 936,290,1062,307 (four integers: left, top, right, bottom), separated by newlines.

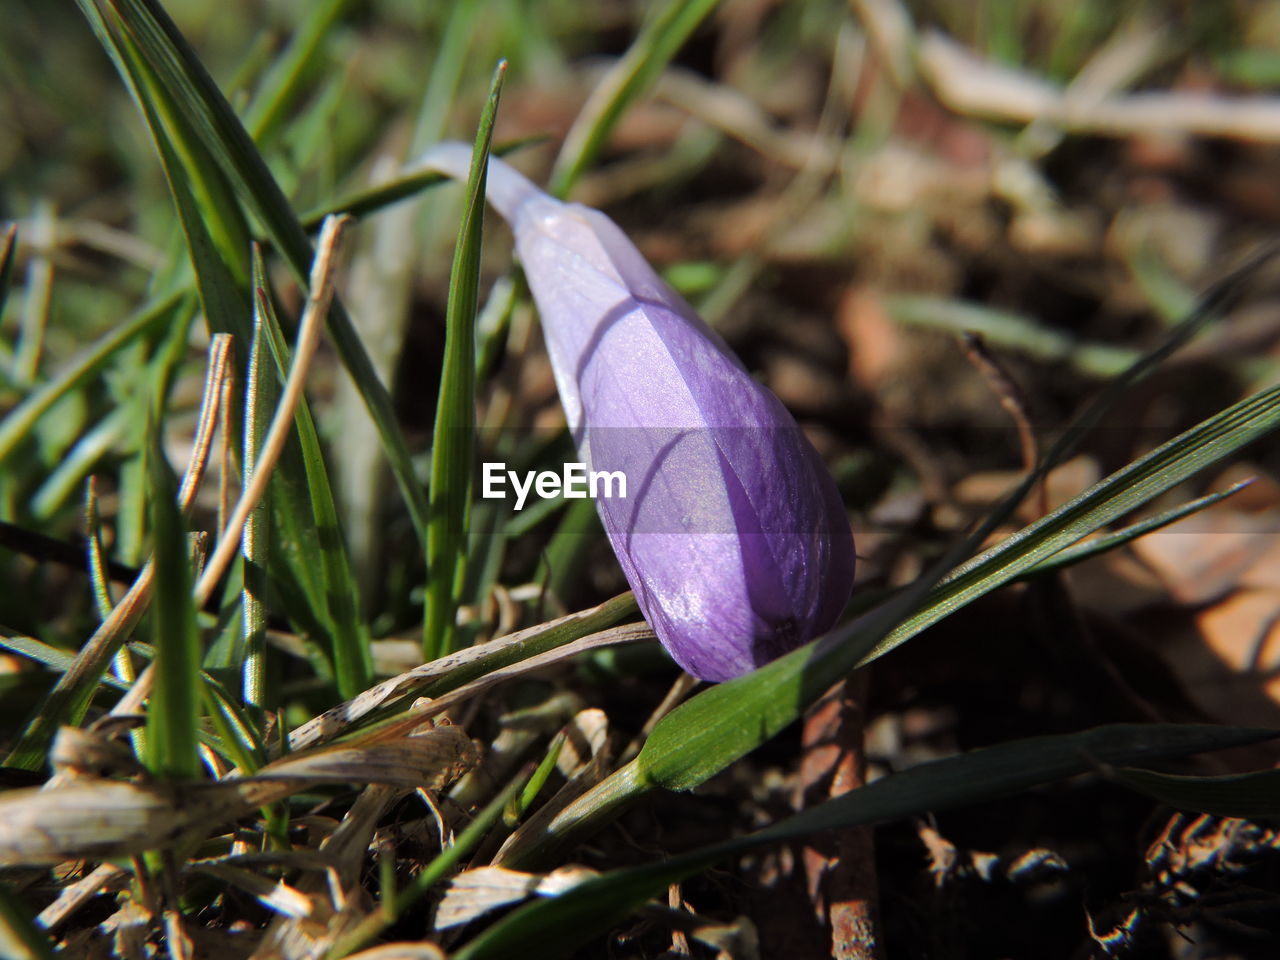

0,725,475,866
288,594,643,753
920,30,1280,142
112,214,349,719
10,332,235,763
959,331,1045,517
324,623,652,752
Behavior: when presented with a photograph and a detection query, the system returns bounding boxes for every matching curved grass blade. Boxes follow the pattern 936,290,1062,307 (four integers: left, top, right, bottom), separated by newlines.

423,61,506,660
1107,765,1280,819
241,0,357,145
0,291,183,465
0,882,56,960
0,634,128,692
300,138,542,231
1023,479,1253,577
549,0,721,196
0,223,17,325
89,0,430,543
498,376,1280,865
241,285,274,713
460,724,1276,960
254,256,371,697
143,434,202,781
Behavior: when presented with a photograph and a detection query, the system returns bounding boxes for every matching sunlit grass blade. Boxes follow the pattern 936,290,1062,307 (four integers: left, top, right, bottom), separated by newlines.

0,633,128,692
0,882,55,960
201,673,267,773
241,273,274,713
886,294,1137,377
90,0,362,697
299,138,541,231
92,0,430,542
29,409,130,521
461,724,1276,959
84,478,118,623
499,376,1280,865
424,61,506,660
4,335,228,771
143,434,203,781
241,0,357,145
0,292,184,465
549,0,721,196
1024,478,1252,576
864,382,1280,664
253,256,371,698
100,1,370,698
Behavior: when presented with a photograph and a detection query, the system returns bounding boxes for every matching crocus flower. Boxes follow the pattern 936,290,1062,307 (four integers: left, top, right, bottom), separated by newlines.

420,142,855,681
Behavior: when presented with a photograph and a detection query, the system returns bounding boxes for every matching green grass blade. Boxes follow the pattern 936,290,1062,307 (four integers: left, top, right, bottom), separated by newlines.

1024,479,1252,576
327,765,532,958
0,882,55,960
549,0,721,196
29,408,130,521
460,724,1276,960
93,0,430,543
143,434,203,781
84,480,118,624
423,61,506,660
241,0,357,144
299,138,540,230
635,380,1280,794
241,275,275,712
866,382,1280,664
0,633,129,692
81,0,251,296
254,264,371,698
105,6,372,699
1107,764,1280,818
0,223,17,325
240,317,272,694
886,294,1138,377
0,292,183,465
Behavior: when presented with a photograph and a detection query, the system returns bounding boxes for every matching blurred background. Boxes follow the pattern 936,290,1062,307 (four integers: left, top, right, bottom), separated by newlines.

4,1,1280,956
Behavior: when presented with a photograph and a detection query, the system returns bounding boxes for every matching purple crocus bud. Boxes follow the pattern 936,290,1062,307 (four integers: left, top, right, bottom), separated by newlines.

420,143,855,681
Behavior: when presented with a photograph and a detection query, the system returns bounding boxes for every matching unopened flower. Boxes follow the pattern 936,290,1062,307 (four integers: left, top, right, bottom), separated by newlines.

420,143,855,681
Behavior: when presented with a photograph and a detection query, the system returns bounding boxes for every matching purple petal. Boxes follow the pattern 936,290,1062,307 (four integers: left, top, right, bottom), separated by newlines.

420,144,855,681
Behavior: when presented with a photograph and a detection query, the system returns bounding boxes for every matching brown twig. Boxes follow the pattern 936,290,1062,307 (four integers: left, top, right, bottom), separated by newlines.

797,671,882,960
959,331,1046,518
